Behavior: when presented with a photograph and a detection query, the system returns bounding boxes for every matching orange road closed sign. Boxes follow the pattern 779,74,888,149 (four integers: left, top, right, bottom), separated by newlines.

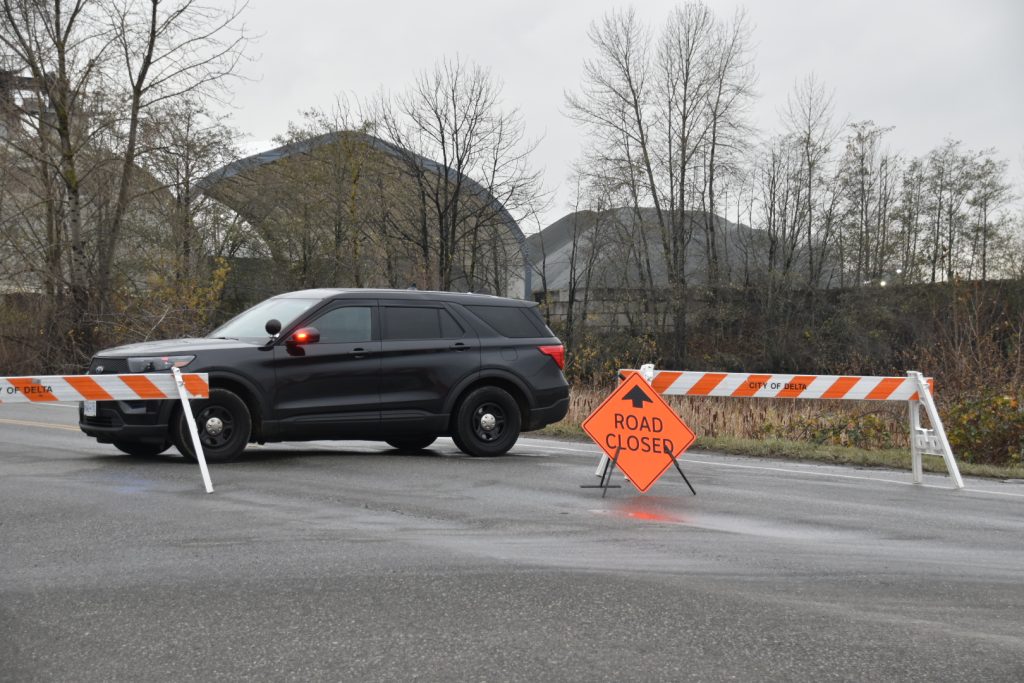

582,373,697,493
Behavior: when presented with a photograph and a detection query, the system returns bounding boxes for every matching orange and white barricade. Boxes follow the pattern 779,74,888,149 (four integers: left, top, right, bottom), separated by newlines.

599,365,964,489
0,368,215,493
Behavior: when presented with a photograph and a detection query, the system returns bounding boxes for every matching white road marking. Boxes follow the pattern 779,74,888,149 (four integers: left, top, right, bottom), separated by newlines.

0,417,81,432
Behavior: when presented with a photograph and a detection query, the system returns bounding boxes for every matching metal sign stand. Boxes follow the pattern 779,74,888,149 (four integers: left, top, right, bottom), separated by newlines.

172,368,214,494
584,444,696,498
580,445,623,497
664,444,697,495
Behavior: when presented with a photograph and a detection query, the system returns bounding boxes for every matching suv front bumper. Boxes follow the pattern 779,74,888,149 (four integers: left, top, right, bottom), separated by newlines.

79,399,173,444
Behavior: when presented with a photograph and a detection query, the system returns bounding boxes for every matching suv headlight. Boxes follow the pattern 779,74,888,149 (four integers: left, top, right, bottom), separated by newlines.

126,355,195,372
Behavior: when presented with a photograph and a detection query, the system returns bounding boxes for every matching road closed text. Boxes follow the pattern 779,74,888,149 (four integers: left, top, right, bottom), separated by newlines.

606,413,675,454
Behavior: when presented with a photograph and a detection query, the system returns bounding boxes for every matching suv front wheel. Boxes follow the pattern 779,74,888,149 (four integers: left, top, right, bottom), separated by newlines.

451,386,521,457
172,388,252,463
113,440,171,457
386,436,438,452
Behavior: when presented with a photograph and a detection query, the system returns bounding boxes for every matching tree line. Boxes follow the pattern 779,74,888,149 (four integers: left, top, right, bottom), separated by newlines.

0,0,1020,385
0,0,250,371
537,4,1022,376
0,3,541,373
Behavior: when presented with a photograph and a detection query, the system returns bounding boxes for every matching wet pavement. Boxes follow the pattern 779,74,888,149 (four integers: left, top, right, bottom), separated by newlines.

2,402,1023,681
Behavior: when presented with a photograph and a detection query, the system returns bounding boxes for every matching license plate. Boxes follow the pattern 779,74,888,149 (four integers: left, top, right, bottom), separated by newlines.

83,400,97,417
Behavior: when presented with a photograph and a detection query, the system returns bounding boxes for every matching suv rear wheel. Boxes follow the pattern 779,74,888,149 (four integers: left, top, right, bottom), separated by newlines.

172,388,252,463
451,386,521,457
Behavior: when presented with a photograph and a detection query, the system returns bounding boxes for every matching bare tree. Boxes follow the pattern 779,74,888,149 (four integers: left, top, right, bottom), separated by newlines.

567,2,756,365
264,99,376,287
754,135,804,278
373,56,544,294
143,99,241,276
835,121,899,283
892,158,927,282
1,0,108,360
698,7,755,288
566,6,661,326
924,139,978,282
968,155,1013,280
543,171,610,359
0,0,249,366
781,73,840,287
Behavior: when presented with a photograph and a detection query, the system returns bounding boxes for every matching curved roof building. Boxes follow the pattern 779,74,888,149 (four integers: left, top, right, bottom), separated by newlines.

196,131,532,298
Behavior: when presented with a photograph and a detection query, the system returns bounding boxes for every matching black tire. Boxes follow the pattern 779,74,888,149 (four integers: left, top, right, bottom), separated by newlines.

385,436,438,452
451,386,521,457
112,440,171,457
172,388,252,463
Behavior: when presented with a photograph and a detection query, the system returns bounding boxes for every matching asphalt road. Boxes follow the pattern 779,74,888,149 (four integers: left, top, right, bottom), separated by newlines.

2,402,1023,682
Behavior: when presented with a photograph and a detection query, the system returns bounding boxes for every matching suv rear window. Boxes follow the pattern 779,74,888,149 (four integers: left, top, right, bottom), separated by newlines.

464,304,551,338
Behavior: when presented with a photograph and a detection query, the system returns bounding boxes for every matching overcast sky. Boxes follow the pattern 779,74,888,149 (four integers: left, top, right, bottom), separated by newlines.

220,0,1024,231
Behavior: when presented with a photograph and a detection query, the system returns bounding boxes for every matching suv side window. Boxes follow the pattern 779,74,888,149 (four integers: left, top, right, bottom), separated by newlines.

309,306,373,343
440,309,465,338
463,304,549,338
382,306,464,340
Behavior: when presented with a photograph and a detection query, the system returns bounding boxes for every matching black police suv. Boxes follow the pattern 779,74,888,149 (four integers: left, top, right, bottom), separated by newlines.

79,289,569,462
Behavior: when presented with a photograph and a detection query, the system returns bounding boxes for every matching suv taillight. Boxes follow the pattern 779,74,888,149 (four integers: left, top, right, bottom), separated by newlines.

538,345,565,370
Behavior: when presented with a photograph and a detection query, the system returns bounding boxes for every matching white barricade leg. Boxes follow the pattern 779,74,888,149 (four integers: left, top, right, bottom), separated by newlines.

172,368,214,494
908,399,924,484
909,371,964,490
593,454,629,481
639,363,656,383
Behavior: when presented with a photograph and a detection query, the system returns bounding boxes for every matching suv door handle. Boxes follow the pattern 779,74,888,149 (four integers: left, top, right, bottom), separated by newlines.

350,347,366,358
449,342,471,351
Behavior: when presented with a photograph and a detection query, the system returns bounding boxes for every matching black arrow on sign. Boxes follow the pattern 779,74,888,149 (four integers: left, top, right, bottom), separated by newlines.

622,385,652,409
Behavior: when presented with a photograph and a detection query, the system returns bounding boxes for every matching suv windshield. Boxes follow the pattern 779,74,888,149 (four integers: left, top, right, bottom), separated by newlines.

210,297,319,339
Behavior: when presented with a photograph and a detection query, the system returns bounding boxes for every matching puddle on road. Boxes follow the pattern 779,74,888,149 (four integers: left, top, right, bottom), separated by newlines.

83,471,161,494
624,509,686,523
590,496,693,526
591,496,867,543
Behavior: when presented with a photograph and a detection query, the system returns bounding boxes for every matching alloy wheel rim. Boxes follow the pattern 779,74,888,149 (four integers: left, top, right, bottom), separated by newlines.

472,402,506,442
196,405,234,448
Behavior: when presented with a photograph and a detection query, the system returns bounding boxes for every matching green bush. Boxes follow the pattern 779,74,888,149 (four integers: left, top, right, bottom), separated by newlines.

946,395,1024,466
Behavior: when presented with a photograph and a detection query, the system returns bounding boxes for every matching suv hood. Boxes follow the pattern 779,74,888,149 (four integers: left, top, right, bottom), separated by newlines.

94,337,261,357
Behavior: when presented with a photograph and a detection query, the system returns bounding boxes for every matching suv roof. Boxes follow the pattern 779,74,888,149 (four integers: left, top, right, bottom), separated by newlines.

277,288,537,306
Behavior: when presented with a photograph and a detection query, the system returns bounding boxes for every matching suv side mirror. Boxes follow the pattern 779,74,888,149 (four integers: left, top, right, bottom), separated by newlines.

287,327,320,345
265,318,282,336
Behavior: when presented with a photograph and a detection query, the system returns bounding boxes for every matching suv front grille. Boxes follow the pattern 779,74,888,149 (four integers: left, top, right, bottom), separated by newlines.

88,358,129,374
81,413,119,428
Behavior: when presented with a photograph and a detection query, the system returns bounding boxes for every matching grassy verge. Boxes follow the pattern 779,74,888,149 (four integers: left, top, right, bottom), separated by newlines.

534,422,1024,481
